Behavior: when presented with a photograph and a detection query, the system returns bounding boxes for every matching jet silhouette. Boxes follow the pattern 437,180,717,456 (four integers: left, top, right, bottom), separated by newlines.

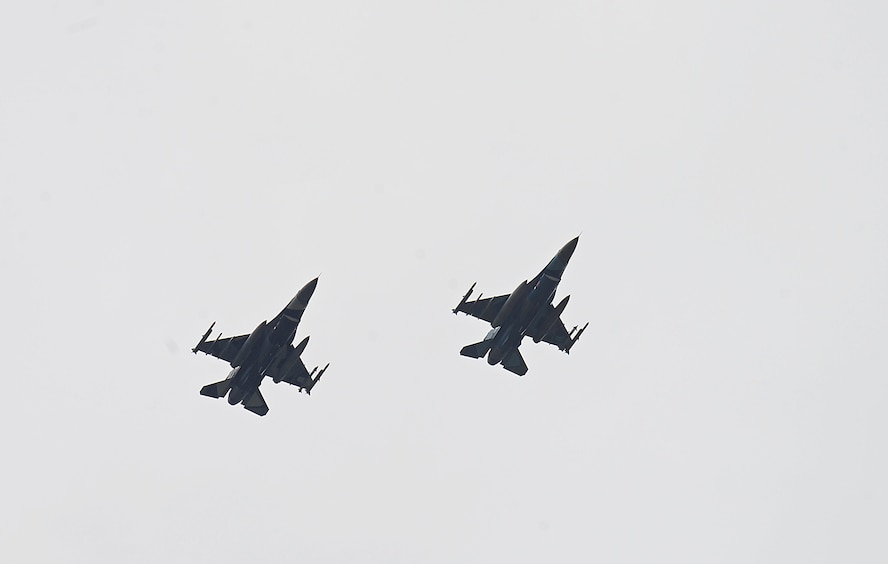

453,237,588,375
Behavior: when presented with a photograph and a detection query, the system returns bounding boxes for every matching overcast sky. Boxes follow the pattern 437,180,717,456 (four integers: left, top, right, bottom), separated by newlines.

2,1,887,562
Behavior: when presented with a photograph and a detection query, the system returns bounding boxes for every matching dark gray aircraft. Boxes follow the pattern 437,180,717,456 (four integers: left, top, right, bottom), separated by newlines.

192,278,329,416
453,237,588,375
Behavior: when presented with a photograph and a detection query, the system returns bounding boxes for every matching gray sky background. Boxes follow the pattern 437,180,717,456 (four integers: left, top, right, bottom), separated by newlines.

2,1,886,562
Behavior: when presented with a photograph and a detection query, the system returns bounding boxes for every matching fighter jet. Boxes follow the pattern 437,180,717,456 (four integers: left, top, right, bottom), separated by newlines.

191,278,329,416
452,237,588,376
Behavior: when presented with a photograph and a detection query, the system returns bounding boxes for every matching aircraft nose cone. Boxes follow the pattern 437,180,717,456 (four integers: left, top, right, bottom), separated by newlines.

544,236,579,276
289,277,318,309
558,236,579,263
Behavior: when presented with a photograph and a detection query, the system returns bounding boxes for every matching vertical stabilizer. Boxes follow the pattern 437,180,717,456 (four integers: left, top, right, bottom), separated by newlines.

200,379,233,399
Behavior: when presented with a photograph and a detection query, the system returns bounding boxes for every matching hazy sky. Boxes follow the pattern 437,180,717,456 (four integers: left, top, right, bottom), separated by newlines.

2,1,887,562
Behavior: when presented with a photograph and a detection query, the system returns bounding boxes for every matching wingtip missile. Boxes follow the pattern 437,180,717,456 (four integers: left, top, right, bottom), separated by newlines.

192,322,215,354
316,363,329,381
565,322,588,353
306,363,329,396
453,282,476,314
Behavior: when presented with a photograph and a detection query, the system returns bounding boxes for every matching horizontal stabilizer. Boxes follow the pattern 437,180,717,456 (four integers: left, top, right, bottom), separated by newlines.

200,379,233,399
502,348,528,376
460,340,492,359
243,389,269,416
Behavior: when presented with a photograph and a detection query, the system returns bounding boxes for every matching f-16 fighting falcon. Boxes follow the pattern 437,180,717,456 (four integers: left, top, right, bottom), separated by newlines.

192,278,329,416
452,237,588,376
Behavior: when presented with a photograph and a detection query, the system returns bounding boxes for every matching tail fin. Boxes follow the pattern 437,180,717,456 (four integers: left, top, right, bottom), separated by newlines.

502,348,528,376
200,379,233,399
460,340,492,359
